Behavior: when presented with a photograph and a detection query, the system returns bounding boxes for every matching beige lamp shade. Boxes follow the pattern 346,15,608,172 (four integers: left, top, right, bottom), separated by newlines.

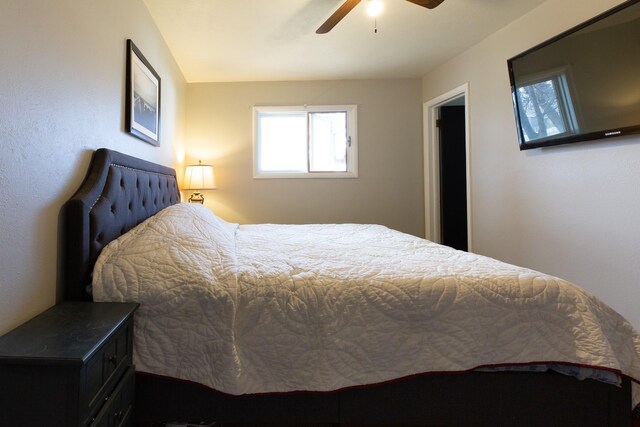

183,161,217,203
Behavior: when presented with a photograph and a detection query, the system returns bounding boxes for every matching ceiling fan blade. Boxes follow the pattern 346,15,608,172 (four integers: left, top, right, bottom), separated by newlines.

316,0,362,34
405,0,445,9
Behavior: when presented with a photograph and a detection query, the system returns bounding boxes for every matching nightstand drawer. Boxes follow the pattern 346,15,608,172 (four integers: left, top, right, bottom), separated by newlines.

85,316,133,423
89,366,135,427
0,302,138,427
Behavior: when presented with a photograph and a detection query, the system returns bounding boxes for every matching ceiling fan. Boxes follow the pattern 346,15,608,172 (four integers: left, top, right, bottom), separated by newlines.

316,0,445,34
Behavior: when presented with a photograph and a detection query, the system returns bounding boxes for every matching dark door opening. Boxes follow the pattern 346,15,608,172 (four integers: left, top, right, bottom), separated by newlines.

438,105,468,251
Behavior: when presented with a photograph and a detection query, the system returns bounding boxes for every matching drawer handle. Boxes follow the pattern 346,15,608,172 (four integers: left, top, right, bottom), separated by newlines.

114,410,124,421
108,354,118,365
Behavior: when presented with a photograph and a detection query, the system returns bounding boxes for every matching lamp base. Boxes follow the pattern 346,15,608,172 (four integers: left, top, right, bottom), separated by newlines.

188,192,205,204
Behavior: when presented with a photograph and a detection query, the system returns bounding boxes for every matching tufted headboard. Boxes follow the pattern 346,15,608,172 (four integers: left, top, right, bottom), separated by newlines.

61,148,180,301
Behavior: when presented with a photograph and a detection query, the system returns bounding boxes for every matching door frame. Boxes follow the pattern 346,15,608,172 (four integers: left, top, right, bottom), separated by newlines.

423,83,472,250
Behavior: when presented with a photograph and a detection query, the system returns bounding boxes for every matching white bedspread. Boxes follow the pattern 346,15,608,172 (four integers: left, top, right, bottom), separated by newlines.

93,204,640,400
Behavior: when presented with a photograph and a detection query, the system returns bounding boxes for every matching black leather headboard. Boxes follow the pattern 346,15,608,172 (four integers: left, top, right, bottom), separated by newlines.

61,148,180,301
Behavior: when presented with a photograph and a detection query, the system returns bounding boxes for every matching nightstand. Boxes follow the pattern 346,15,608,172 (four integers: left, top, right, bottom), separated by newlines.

0,302,139,427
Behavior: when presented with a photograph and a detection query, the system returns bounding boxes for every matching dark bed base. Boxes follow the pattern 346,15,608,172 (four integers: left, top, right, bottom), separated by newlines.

134,371,631,426
61,149,634,427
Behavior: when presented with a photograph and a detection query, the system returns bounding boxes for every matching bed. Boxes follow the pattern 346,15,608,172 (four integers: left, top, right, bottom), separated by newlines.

62,148,640,426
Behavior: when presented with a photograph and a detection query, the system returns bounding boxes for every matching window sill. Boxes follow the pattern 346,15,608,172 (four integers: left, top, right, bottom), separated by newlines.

253,171,358,179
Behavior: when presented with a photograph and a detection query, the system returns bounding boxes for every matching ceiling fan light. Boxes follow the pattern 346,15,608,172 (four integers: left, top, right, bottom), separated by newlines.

366,0,383,17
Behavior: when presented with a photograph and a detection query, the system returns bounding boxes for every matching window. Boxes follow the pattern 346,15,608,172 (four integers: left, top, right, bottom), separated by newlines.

515,70,578,143
253,105,358,178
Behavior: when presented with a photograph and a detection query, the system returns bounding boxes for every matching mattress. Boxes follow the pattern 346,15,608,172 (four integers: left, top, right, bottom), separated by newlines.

92,203,640,402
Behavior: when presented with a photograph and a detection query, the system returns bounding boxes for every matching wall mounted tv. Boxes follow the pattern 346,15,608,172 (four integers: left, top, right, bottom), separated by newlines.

508,0,640,150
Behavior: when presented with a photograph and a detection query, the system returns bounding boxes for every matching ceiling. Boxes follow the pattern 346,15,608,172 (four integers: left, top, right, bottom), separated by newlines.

143,0,547,83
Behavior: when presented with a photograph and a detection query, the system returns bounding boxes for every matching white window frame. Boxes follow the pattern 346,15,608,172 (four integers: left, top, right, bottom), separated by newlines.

253,105,358,179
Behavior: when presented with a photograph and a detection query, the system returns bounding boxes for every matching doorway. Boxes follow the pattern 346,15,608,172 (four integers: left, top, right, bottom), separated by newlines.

423,83,472,251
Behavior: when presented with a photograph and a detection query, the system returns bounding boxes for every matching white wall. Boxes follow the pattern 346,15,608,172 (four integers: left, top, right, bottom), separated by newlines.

422,0,640,328
0,0,186,334
185,79,425,237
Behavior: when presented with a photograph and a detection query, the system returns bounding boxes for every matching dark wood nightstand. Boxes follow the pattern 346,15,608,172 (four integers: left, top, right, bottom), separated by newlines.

0,302,139,427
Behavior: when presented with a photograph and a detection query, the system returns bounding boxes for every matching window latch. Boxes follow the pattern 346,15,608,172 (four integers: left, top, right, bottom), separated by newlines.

347,136,352,147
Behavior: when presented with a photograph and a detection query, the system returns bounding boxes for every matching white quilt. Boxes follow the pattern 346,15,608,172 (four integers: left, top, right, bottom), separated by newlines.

93,203,640,401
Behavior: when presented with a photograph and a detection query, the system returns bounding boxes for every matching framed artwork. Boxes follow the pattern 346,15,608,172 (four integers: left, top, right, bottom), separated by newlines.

125,39,161,146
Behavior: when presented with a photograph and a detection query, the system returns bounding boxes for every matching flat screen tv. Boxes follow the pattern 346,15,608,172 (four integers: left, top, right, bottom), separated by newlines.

508,0,640,150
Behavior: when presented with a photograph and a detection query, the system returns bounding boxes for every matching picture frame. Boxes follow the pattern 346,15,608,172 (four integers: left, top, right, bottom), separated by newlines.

125,39,161,146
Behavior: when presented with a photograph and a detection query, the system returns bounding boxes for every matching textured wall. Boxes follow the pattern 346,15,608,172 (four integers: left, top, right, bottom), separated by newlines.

421,0,640,328
0,0,186,334
184,79,425,237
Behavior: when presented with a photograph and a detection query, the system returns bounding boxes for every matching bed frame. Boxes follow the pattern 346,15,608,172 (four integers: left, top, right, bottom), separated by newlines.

61,148,632,426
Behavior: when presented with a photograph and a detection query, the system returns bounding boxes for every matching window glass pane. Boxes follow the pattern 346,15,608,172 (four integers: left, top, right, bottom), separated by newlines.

309,112,347,172
253,105,357,178
517,79,567,142
258,112,307,172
